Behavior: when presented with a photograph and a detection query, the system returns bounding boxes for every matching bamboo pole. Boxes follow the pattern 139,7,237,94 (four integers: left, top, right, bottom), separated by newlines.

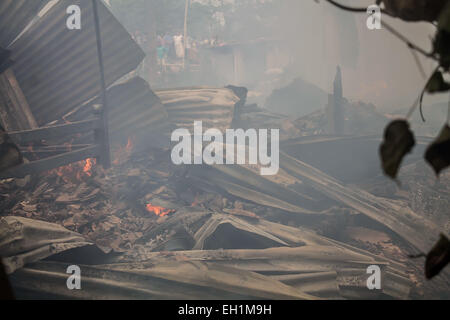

92,0,111,168
183,0,190,70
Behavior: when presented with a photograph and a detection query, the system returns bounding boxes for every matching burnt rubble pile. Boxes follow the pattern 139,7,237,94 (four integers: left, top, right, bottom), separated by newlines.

2,89,450,298
0,1,449,300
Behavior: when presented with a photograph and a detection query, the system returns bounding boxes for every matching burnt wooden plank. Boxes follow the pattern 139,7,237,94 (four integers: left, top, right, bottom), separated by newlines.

3,69,38,129
8,118,101,145
0,145,99,179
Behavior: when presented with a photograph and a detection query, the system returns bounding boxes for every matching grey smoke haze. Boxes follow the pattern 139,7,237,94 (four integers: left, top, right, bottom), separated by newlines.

272,0,444,111
108,0,448,112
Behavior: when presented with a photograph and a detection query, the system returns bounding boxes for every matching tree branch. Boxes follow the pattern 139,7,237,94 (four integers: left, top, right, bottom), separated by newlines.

322,0,368,13
320,0,437,62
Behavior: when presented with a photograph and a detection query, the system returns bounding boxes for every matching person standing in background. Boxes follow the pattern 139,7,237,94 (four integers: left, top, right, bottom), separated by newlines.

163,33,175,60
173,33,185,59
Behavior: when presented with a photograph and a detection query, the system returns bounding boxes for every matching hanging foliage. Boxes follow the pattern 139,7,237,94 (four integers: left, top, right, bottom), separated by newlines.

321,0,450,280
426,71,450,93
425,125,450,176
379,0,448,22
425,234,450,279
379,120,415,179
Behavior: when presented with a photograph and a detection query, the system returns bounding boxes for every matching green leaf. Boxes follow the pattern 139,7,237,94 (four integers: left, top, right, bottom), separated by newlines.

425,234,450,279
433,30,450,70
425,124,450,176
426,71,450,93
438,1,450,33
379,120,415,179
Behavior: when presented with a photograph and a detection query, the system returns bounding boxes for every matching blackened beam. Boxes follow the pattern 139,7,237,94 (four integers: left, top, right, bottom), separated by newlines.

8,118,101,145
0,145,99,179
92,0,111,169
20,144,91,153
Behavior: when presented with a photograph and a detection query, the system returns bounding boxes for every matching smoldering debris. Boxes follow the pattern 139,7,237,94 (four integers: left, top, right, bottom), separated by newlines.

0,0,449,301
2,87,450,298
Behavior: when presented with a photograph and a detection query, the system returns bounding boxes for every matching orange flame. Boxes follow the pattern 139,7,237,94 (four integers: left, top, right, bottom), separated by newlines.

146,203,175,217
113,137,135,166
48,158,96,183
125,137,133,151
191,194,199,207
83,158,96,177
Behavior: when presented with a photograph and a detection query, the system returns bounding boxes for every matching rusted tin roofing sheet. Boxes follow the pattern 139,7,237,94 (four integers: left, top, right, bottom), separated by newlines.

71,77,171,148
0,0,50,48
9,0,145,125
2,214,411,299
156,87,239,133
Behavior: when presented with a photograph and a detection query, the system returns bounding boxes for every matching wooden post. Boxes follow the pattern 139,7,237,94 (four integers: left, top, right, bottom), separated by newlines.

325,66,345,135
92,0,111,169
183,0,190,70
333,66,344,135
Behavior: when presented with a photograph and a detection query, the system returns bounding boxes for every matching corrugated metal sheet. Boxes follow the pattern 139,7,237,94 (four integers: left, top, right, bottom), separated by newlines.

156,87,239,133
9,0,145,125
70,77,170,149
0,0,50,48
189,148,439,253
0,216,92,274
3,213,411,299
11,260,313,300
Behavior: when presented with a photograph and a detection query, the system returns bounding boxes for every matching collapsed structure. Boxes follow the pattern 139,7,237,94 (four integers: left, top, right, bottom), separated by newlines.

0,0,449,299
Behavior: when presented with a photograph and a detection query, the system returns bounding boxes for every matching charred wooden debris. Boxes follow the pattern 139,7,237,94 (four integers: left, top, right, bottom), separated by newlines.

0,1,449,300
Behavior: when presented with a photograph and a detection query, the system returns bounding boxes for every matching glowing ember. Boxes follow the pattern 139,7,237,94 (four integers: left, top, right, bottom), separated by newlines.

113,137,135,166
48,158,96,183
125,137,133,151
146,203,175,217
191,195,199,207
83,158,96,177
